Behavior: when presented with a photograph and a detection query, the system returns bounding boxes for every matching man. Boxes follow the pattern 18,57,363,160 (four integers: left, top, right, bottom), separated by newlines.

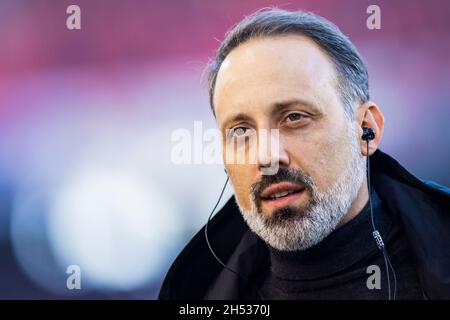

159,8,450,299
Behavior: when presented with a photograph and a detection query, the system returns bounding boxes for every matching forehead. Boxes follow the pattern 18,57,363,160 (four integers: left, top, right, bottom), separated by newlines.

213,35,339,123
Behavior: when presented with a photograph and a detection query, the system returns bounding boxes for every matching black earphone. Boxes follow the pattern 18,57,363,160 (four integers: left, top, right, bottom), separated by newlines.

362,127,397,300
362,127,375,141
205,127,397,300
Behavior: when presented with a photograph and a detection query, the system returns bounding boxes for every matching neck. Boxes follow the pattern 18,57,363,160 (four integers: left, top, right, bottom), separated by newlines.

336,177,369,229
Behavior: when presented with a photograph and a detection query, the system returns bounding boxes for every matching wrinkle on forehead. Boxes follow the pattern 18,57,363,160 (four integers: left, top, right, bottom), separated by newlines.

213,35,340,123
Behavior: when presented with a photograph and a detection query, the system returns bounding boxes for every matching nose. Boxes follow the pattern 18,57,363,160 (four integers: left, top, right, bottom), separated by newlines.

257,129,289,175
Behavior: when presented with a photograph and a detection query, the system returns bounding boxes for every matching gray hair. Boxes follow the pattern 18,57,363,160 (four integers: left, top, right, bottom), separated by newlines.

207,8,370,120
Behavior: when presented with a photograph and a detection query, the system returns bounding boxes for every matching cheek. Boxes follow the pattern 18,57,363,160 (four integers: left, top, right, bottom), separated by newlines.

226,164,255,211
288,130,349,193
311,134,352,191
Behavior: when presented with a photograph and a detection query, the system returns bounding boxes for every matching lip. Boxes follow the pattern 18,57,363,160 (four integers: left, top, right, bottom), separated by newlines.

260,182,304,198
261,189,305,210
259,182,305,210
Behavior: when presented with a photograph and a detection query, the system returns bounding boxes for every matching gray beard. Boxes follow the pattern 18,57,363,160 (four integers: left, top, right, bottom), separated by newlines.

235,123,366,251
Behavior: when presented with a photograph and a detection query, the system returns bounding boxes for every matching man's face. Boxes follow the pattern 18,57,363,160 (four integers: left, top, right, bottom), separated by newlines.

213,35,366,251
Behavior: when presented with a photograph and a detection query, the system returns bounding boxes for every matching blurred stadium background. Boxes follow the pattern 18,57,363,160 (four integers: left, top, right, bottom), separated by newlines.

0,0,449,299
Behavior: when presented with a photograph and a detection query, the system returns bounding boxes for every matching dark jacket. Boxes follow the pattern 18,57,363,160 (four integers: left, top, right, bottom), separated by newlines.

159,149,450,299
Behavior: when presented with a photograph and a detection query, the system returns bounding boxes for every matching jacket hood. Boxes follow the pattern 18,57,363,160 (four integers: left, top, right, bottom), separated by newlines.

159,149,450,300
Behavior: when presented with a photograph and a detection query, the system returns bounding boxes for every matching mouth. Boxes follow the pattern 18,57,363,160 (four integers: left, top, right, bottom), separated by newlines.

259,182,306,210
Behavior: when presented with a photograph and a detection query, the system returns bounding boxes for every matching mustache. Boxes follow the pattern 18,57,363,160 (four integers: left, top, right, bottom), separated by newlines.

251,167,315,202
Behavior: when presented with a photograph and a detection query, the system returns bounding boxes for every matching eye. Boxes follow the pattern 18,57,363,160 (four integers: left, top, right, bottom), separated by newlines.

230,127,249,137
285,112,305,122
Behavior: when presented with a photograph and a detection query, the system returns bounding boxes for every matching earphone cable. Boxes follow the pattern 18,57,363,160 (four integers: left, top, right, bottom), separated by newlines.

204,175,265,300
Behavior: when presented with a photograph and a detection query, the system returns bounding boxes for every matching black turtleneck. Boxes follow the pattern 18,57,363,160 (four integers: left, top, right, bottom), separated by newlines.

259,189,423,299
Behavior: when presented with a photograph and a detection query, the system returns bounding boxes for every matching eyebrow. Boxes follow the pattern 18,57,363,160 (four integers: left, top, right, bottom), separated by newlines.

221,98,322,131
221,113,253,132
271,98,322,116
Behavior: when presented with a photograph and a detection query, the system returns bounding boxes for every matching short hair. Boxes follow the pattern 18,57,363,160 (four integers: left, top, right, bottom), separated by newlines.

207,8,370,119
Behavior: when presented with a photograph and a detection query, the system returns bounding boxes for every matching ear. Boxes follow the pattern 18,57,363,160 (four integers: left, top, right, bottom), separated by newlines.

356,101,385,156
